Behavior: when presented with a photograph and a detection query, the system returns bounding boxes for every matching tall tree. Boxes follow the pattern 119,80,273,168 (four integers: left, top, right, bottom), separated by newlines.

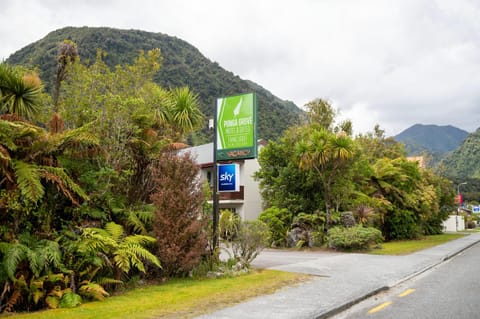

304,98,337,131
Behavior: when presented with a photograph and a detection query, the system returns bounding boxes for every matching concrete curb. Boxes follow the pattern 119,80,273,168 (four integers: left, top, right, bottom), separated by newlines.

314,286,389,319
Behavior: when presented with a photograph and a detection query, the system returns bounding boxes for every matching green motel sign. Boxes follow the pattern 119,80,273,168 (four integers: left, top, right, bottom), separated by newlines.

216,93,257,161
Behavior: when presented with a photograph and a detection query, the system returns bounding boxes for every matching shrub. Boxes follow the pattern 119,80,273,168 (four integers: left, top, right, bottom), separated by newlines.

150,152,208,277
219,209,241,241
231,220,269,269
258,207,292,247
327,225,383,251
383,209,421,240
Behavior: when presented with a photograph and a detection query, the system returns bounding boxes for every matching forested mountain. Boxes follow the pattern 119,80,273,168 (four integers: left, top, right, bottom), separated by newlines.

6,26,303,144
394,124,469,166
440,128,480,179
395,124,468,155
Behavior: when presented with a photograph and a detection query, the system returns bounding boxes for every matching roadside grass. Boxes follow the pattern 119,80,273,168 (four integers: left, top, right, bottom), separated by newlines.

370,233,466,255
462,227,480,233
3,270,309,319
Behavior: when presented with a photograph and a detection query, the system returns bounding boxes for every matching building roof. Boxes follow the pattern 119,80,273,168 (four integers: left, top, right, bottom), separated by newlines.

178,143,214,165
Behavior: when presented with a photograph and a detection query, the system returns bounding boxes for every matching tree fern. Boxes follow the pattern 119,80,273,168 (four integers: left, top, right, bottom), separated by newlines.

12,160,44,203
77,228,116,255
105,222,124,243
60,123,100,150
125,209,153,235
0,119,19,151
2,242,27,279
41,165,89,203
125,211,148,235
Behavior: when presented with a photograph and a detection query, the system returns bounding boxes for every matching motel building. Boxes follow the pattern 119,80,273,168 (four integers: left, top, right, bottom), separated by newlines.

178,141,265,221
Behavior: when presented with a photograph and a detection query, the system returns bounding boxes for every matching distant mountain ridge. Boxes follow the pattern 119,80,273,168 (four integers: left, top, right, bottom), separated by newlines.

394,124,469,155
440,128,480,179
6,26,303,144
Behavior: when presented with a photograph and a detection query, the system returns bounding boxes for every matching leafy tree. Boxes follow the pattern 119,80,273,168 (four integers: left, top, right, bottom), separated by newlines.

168,86,204,139
304,98,337,131
255,126,323,215
361,157,449,240
59,48,204,204
355,124,406,161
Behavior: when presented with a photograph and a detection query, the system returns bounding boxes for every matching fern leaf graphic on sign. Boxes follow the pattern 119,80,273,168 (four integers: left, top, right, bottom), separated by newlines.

233,98,242,117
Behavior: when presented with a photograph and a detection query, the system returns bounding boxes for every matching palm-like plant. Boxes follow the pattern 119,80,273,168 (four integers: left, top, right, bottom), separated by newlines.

0,63,42,119
297,128,355,226
168,86,204,139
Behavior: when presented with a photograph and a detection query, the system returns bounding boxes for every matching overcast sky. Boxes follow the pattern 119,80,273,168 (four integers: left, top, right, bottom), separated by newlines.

1,0,479,136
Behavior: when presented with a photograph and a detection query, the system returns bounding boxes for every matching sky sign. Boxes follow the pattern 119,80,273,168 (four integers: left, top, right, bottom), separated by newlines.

218,163,240,192
216,93,257,160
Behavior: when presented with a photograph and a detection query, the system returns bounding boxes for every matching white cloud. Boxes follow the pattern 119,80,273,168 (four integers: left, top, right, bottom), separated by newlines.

1,0,479,136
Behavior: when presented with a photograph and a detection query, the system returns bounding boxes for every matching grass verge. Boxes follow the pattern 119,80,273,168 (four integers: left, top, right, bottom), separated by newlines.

3,270,309,319
370,233,466,255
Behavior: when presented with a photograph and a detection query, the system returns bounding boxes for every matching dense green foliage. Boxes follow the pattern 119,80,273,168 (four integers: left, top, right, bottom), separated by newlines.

7,26,303,144
327,225,383,251
440,128,480,179
0,44,211,313
258,207,293,247
255,102,455,243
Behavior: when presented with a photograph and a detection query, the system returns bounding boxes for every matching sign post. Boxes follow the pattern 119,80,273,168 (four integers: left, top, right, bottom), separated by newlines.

212,93,257,252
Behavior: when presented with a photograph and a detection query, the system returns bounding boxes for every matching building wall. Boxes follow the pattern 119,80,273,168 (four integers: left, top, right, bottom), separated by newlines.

241,158,263,220
179,143,264,221
442,215,465,232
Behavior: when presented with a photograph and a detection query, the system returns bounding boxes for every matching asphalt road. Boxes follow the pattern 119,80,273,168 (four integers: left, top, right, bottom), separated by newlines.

331,241,480,319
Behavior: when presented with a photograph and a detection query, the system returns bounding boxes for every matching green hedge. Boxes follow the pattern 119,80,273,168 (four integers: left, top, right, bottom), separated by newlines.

327,226,383,251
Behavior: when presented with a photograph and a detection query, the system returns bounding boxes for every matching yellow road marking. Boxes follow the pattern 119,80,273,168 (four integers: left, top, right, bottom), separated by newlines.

368,301,392,314
398,288,415,297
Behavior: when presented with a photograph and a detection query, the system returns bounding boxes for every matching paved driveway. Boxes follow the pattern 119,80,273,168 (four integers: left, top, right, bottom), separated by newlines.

251,248,341,269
